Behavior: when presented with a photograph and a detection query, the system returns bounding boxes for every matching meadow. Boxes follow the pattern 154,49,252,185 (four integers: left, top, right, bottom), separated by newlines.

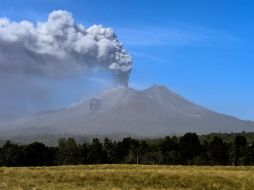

0,165,253,190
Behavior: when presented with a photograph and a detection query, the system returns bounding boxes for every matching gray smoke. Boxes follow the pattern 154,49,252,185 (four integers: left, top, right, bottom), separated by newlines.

0,10,132,122
0,10,132,85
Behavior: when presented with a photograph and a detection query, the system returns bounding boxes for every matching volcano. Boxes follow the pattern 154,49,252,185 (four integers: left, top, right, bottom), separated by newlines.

0,85,253,136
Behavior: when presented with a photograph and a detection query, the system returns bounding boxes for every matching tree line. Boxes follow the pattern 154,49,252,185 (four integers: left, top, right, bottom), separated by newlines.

0,133,254,166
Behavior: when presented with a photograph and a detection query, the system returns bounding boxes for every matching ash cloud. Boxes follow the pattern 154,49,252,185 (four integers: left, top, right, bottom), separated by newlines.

0,10,132,85
0,10,132,122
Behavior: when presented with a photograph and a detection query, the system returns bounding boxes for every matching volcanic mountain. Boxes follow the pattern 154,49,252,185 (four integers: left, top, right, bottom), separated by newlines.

0,85,253,136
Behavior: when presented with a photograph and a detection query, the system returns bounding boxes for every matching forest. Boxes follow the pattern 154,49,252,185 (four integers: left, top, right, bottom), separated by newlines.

0,132,254,166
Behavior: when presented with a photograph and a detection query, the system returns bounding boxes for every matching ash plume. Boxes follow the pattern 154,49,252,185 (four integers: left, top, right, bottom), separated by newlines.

0,10,132,85
0,10,132,121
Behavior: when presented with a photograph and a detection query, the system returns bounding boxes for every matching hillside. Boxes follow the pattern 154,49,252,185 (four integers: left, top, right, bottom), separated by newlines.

0,85,253,136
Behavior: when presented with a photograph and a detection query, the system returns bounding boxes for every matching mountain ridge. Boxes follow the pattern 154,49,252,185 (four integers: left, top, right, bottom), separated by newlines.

0,85,253,136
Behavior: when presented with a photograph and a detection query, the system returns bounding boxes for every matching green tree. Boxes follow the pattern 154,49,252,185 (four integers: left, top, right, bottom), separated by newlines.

87,138,106,164
245,141,254,165
104,137,115,163
1,141,24,166
207,136,229,165
79,143,89,164
178,133,203,164
128,140,148,164
0,147,2,166
57,138,80,165
234,135,248,165
158,136,178,164
24,142,51,166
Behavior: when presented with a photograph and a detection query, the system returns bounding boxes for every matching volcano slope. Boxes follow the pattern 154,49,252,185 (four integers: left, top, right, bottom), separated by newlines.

0,85,253,136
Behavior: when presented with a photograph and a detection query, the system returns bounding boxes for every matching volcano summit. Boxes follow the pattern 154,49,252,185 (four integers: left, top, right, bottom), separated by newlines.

0,85,253,137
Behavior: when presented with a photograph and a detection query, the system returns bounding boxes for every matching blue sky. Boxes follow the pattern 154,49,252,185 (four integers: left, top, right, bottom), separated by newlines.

0,0,254,120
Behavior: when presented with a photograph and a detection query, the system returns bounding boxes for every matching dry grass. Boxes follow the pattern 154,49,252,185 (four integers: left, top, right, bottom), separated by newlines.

0,165,253,190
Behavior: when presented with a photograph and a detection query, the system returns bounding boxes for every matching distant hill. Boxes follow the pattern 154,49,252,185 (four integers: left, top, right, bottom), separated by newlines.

0,85,253,136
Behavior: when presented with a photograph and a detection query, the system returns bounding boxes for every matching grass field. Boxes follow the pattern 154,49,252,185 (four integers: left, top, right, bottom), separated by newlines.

0,165,253,190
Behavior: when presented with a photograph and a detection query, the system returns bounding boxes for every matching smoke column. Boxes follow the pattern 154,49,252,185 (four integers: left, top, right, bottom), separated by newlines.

0,10,132,121
0,10,132,86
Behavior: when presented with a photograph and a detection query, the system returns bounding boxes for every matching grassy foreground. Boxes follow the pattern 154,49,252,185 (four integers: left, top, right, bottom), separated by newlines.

0,165,254,190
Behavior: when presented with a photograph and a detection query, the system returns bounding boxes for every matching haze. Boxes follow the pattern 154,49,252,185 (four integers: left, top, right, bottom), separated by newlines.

0,0,253,128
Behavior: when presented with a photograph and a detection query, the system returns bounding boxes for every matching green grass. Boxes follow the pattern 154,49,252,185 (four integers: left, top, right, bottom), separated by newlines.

0,165,253,190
